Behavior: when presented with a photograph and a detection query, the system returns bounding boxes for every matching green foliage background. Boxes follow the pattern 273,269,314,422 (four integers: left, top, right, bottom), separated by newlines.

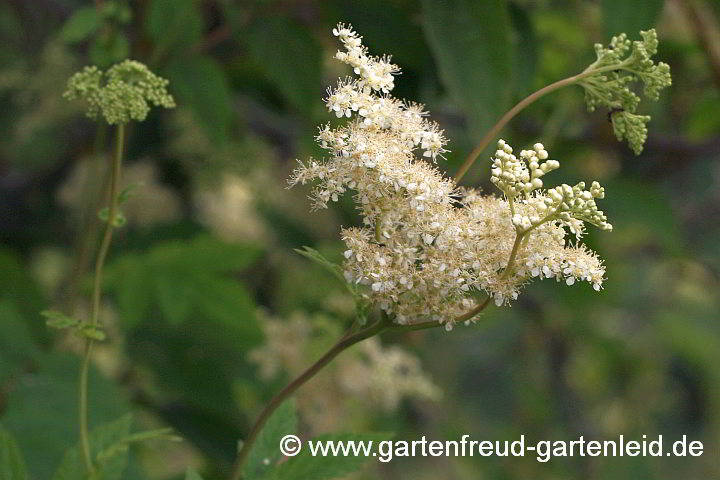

0,0,719,479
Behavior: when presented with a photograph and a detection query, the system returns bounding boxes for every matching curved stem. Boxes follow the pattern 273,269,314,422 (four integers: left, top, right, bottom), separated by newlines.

453,76,579,183
229,293,496,479
229,316,392,480
453,64,624,184
78,123,125,472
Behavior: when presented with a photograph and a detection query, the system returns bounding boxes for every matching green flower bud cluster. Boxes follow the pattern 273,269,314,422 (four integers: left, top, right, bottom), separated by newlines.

64,60,174,124
579,29,671,154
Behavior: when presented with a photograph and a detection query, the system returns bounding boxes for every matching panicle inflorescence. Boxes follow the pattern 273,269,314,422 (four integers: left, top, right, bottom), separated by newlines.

291,24,612,329
64,60,175,125
579,29,671,154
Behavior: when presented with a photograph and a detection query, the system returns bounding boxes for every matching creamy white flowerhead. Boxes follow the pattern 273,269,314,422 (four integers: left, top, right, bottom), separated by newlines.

290,24,612,329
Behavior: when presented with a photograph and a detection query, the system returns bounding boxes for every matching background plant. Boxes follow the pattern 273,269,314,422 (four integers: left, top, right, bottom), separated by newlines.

0,1,719,480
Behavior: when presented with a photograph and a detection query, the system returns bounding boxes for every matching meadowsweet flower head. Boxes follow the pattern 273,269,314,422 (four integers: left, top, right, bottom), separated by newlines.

291,24,613,329
64,60,175,124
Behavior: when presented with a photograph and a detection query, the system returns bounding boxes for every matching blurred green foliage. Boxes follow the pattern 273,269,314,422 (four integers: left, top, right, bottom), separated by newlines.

0,0,718,479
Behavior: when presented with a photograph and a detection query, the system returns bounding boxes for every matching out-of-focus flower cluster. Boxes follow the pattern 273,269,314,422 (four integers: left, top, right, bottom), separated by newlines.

249,311,440,431
64,60,174,124
291,25,612,329
193,174,269,243
58,158,181,227
578,29,671,154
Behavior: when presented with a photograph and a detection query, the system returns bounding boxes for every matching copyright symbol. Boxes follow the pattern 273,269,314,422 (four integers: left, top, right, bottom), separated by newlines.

280,435,302,456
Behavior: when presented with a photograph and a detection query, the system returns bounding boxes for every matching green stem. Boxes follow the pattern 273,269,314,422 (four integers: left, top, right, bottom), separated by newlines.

501,231,525,280
228,315,392,480
78,123,125,472
453,64,624,184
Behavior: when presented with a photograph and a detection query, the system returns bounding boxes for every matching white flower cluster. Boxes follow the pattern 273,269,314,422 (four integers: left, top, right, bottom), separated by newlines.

291,25,611,328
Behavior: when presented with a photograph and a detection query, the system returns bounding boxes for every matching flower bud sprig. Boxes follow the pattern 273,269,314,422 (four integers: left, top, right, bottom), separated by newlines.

536,181,612,232
491,140,612,235
579,29,671,154
64,60,174,125
490,141,559,200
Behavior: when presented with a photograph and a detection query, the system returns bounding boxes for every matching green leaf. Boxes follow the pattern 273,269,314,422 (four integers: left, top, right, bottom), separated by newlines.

109,255,152,329
245,400,297,480
166,56,232,143
41,310,80,329
185,469,204,480
294,246,369,324
0,248,46,320
99,2,131,24
52,415,133,480
89,32,130,69
190,277,260,342
0,300,40,382
3,355,130,479
0,426,28,480
96,427,180,463
422,0,512,136
508,3,538,96
42,310,106,341
105,235,262,330
79,324,107,341
246,17,321,112
153,273,193,325
61,6,101,44
146,0,202,54
272,433,394,480
117,183,141,205
153,236,262,273
294,247,346,287
603,0,664,38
